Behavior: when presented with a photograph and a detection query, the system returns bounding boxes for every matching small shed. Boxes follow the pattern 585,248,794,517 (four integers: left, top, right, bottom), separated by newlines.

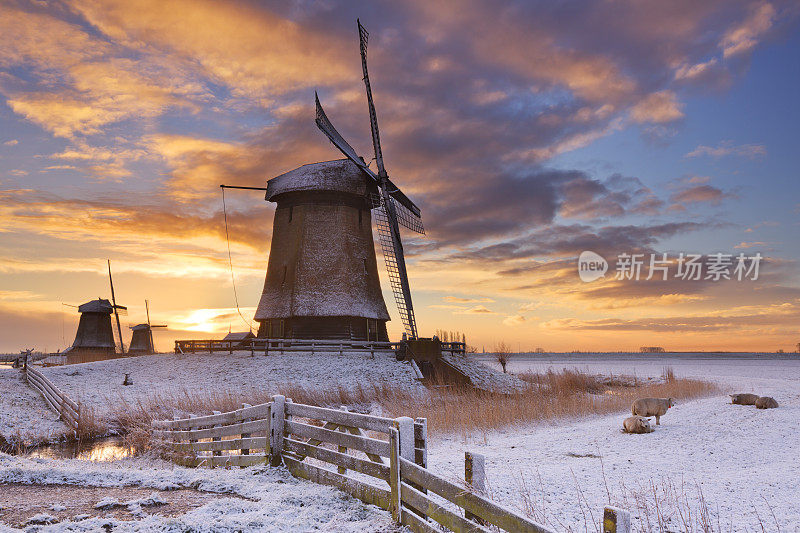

223,331,256,349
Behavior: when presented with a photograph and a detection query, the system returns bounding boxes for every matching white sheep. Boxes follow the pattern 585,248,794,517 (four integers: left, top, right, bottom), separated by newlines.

622,415,654,434
755,396,778,409
631,397,674,425
730,393,759,405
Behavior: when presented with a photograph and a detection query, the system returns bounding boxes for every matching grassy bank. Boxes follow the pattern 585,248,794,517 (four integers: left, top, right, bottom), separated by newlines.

110,367,718,449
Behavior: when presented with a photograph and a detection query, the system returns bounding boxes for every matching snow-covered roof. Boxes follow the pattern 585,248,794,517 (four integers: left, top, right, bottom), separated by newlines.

77,299,113,314
265,159,373,201
223,331,256,341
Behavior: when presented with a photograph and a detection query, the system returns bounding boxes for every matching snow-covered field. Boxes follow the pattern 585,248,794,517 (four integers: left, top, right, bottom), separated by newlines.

427,354,800,532
0,368,68,446
37,351,423,418
2,352,798,531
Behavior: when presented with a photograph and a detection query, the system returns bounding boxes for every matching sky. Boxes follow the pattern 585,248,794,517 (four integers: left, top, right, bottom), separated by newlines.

1,0,799,353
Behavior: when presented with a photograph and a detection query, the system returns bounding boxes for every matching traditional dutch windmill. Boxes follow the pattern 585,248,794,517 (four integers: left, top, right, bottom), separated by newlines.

128,300,167,355
310,19,424,339
223,20,423,342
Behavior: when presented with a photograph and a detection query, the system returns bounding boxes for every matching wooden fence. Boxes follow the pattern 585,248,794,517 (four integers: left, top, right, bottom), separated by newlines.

174,338,467,356
24,366,82,433
153,396,553,533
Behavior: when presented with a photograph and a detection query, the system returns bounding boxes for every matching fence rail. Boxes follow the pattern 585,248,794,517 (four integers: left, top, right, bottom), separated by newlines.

173,338,467,356
24,366,82,433
153,396,552,533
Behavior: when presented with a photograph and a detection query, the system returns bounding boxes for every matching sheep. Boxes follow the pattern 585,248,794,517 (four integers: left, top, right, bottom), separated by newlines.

755,396,778,409
730,393,759,405
622,415,654,434
631,397,674,425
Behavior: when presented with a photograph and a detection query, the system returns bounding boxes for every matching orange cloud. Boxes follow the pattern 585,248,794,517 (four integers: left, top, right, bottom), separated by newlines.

69,0,354,97
721,2,776,58
630,91,684,124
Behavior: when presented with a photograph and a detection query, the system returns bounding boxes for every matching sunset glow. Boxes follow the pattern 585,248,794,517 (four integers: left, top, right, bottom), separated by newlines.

1,0,799,353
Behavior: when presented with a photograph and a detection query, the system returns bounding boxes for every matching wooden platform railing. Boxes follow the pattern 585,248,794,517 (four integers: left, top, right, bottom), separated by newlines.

24,366,82,433
174,338,397,355
153,396,553,533
173,338,466,356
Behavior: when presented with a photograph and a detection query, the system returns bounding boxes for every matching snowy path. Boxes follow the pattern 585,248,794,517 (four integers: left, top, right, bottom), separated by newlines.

428,355,800,532
0,453,400,532
0,368,67,446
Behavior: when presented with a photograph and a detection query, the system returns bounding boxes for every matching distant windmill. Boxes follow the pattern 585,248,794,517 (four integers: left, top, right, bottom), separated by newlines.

128,300,167,355
314,19,424,338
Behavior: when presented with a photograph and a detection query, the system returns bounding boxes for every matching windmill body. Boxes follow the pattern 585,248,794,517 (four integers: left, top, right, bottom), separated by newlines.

128,323,167,354
62,298,118,363
255,159,390,341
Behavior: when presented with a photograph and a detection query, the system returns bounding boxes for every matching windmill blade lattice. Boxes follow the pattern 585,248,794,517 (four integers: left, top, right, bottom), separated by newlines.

372,196,418,337
372,194,424,234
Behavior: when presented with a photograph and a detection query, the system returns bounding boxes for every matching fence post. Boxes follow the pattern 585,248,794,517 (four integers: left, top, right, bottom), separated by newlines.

413,418,427,469
389,427,402,523
189,414,198,456
269,395,285,466
284,398,293,462
395,417,414,462
465,451,486,524
603,506,631,533
338,406,349,474
241,403,252,459
410,417,428,512
212,410,222,463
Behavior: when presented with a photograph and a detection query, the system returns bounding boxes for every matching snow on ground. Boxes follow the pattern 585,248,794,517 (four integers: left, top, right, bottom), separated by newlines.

38,350,423,418
0,367,67,446
427,354,800,532
6,352,800,531
0,453,400,532
440,353,527,393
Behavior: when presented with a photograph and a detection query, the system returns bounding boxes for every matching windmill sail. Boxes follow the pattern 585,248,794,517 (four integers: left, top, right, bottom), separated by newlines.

315,93,374,179
315,95,421,219
357,19,417,338
373,196,418,337
313,19,423,338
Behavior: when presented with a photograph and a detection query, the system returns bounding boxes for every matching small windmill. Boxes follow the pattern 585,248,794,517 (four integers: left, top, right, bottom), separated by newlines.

315,19,424,339
128,299,167,354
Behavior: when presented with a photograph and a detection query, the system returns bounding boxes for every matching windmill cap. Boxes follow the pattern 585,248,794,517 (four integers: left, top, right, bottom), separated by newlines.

266,159,374,201
77,299,114,313
130,323,150,331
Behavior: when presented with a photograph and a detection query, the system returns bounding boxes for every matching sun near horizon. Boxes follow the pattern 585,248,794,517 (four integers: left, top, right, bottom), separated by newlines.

1,1,799,354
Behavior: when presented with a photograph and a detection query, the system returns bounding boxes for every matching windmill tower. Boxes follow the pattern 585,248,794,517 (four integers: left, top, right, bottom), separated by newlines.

62,298,126,363
251,20,424,341
128,300,167,354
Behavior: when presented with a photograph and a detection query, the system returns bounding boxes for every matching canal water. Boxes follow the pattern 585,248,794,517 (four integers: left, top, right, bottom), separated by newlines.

24,436,136,462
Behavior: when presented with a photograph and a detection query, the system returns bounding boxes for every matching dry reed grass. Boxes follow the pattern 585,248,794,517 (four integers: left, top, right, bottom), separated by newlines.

108,367,718,449
0,404,103,454
517,470,779,533
379,368,717,440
